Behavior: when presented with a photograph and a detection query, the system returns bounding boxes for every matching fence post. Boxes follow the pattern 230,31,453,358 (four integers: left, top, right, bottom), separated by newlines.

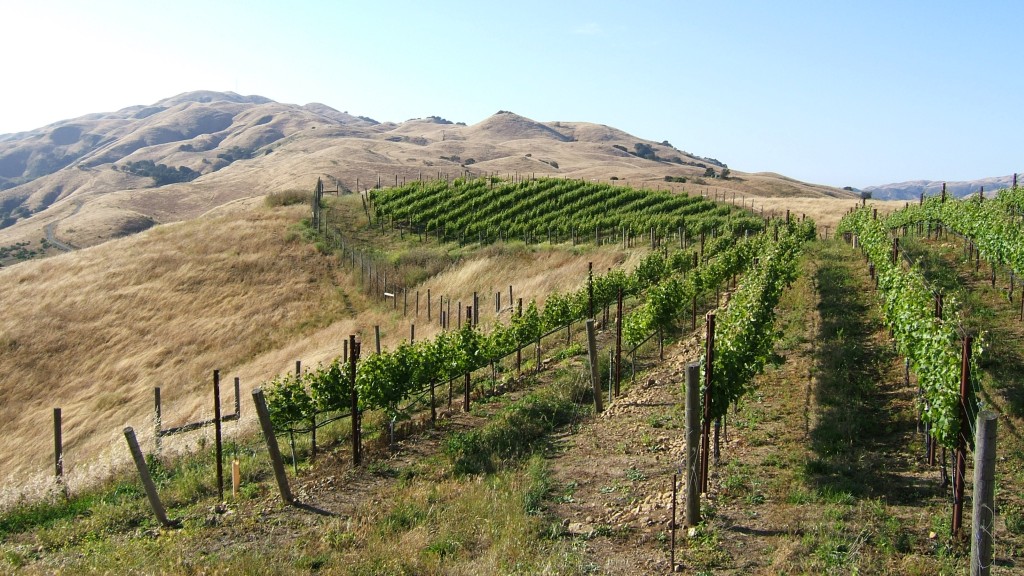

213,370,224,501
375,325,381,354
350,335,361,466
154,387,162,453
971,410,998,576
251,389,293,504
685,362,701,526
123,427,173,526
234,377,241,418
53,408,63,481
585,320,603,413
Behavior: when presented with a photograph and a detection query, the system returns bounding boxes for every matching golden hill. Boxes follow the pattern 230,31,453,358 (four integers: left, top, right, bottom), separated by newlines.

0,92,855,255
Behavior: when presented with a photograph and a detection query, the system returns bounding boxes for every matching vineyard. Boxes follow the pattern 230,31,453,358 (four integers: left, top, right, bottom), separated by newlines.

264,177,804,456
2,178,1023,575
369,177,764,245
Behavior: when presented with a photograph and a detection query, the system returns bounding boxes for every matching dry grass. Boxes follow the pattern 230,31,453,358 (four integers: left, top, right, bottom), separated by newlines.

0,203,345,491
0,195,661,504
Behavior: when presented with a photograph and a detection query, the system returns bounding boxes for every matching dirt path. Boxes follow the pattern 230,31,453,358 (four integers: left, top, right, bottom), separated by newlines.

42,199,82,252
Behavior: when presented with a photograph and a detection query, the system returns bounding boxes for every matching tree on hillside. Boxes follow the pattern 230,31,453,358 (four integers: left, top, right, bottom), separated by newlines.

633,143,658,161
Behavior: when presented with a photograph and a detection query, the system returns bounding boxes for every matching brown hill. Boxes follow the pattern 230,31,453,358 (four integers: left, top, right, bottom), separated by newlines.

0,93,853,255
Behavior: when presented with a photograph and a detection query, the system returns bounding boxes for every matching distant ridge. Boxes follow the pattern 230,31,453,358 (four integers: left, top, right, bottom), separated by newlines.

864,173,1021,200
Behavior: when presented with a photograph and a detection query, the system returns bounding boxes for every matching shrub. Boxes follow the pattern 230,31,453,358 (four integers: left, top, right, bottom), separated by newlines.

265,190,309,207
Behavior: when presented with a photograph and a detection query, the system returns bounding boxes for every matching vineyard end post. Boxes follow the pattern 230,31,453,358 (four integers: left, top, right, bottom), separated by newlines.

213,370,224,502
971,410,997,576
685,362,701,526
53,407,63,482
123,426,173,526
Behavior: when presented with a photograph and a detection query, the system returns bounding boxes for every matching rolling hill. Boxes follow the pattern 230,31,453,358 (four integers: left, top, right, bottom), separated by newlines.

0,91,853,256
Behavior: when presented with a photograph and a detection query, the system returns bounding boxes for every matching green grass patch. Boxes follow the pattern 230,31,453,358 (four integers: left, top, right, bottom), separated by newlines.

444,389,584,475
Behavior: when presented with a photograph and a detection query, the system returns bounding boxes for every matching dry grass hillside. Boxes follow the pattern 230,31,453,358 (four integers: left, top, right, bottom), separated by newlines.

0,194,640,504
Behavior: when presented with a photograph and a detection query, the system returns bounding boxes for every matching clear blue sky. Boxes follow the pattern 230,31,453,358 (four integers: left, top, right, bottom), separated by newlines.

3,0,1021,188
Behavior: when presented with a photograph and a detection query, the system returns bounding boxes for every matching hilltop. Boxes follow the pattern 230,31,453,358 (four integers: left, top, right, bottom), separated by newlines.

0,91,853,256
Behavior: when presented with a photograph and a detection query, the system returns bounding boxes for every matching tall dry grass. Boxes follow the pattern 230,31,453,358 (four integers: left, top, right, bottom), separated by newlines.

0,203,346,493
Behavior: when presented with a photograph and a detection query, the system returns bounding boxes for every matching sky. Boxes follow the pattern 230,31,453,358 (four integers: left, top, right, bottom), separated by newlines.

1,0,1021,189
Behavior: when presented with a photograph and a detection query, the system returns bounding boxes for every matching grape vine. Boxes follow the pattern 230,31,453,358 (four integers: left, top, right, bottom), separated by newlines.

838,207,981,448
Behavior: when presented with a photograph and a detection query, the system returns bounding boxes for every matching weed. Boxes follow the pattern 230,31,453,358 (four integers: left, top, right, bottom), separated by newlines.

444,390,581,475
1004,502,1024,534
554,342,584,360
625,467,646,482
424,535,463,559
684,525,731,568
523,456,552,514
379,501,427,534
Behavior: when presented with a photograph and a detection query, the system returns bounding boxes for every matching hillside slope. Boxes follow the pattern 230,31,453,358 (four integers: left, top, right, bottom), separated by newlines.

0,92,853,254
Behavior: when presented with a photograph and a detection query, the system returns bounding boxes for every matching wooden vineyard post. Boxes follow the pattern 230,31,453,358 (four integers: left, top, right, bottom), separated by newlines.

685,362,701,526
349,335,361,466
213,370,224,501
516,298,523,375
614,288,623,396
375,325,381,354
53,408,63,483
465,306,473,412
430,378,436,424
473,292,479,325
701,313,716,493
536,338,541,374
428,289,432,321
252,388,292,503
952,335,973,538
124,427,174,527
585,320,604,413
971,410,997,576
154,387,162,453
